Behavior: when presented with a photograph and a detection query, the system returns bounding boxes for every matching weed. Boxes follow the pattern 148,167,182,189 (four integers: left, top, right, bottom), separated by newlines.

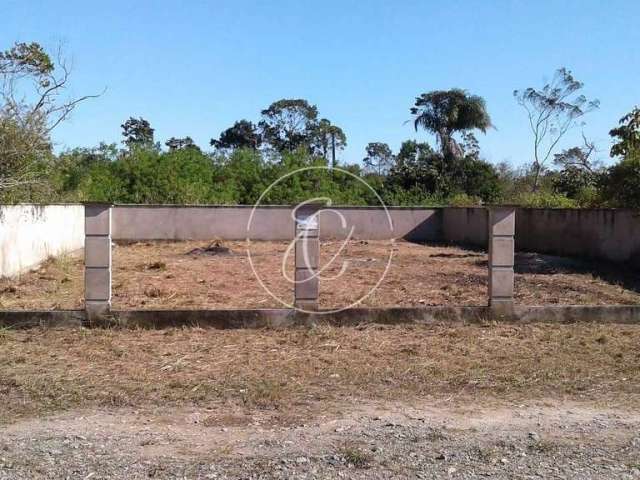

0,327,13,341
338,444,373,468
242,378,284,408
144,286,165,298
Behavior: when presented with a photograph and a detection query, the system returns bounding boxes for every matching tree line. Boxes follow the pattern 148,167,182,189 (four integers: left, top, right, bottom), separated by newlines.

1,42,639,207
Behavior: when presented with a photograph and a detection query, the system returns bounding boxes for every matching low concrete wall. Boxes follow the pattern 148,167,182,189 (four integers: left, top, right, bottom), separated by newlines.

111,205,441,241
439,207,640,267
515,209,640,267
0,205,84,277
4,204,640,276
441,207,488,247
3,305,640,329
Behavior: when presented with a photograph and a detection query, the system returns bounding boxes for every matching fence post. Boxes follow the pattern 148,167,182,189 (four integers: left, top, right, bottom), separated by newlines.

488,207,515,314
294,204,321,311
84,204,112,321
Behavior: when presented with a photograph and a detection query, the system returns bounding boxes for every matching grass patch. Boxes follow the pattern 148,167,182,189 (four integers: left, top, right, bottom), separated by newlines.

337,444,373,468
0,323,639,423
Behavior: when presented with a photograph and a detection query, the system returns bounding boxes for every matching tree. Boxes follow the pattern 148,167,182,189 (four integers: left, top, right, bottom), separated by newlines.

0,42,99,197
386,140,448,195
599,151,640,208
121,117,154,149
550,134,601,202
410,89,492,160
165,136,197,151
363,142,394,175
609,107,640,158
596,107,640,208
449,156,502,203
259,99,318,152
514,67,599,191
310,118,346,165
54,143,117,200
553,133,598,173
211,120,262,150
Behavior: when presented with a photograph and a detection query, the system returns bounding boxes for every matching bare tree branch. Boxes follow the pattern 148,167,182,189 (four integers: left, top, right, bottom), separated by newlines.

0,41,102,198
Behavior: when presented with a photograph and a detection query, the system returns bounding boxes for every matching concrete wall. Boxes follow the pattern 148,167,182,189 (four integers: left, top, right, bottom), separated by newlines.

111,205,441,241
4,204,640,275
439,207,640,267
441,207,488,247
515,209,640,267
0,205,84,278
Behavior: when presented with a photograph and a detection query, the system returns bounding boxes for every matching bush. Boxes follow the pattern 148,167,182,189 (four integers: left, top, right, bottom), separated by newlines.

599,153,640,207
449,157,503,203
447,193,483,207
513,191,577,208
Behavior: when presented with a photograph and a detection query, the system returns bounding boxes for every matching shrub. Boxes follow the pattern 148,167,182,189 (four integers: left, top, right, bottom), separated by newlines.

513,191,577,208
599,153,640,208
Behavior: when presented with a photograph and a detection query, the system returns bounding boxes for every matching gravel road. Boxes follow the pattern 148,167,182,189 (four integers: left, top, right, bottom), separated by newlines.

2,400,639,479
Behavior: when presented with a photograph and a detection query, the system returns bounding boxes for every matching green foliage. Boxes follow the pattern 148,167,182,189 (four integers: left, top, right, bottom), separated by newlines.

0,42,53,77
0,116,52,200
552,167,596,199
385,140,444,194
384,140,501,203
610,107,640,158
599,152,640,208
256,99,347,160
211,120,262,150
590,107,640,208
53,143,118,201
1,41,97,199
449,156,503,203
310,118,347,162
59,145,217,204
259,99,319,152
411,89,492,159
8,78,640,210
211,148,271,204
121,117,155,149
448,193,483,207
512,191,577,208
165,136,197,151
363,142,394,175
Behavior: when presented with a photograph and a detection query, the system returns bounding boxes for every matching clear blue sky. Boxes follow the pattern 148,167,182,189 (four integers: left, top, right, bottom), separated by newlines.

2,0,639,167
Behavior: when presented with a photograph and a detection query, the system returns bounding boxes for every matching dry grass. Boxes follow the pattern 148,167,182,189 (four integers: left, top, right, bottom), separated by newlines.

1,240,639,310
0,323,639,424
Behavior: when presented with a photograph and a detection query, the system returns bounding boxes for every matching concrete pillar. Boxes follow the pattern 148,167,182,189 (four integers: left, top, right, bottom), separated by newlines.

488,207,515,311
84,204,112,319
294,204,321,310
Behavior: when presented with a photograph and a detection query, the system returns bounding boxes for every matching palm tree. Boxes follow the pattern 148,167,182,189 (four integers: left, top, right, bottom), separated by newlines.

410,89,492,160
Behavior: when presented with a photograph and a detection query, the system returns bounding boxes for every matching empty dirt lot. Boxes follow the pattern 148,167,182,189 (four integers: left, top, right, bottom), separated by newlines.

1,240,639,310
0,323,639,479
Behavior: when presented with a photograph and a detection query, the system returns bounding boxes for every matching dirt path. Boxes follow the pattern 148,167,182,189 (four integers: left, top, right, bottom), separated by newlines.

2,400,639,479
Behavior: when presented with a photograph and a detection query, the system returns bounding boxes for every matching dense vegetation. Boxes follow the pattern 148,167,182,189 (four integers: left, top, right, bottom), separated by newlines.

1,42,639,207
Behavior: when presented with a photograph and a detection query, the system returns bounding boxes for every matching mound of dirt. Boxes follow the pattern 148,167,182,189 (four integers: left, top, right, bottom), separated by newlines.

186,240,232,256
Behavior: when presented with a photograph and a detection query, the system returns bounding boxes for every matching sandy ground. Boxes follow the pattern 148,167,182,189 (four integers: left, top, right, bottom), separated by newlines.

1,324,639,479
1,240,639,310
2,401,639,479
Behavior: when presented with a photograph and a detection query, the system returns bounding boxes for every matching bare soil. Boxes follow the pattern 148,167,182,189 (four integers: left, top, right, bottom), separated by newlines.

1,240,639,310
1,324,639,479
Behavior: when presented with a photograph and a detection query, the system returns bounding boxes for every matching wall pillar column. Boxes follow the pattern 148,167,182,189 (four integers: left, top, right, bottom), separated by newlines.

294,204,321,311
488,207,515,314
84,204,112,321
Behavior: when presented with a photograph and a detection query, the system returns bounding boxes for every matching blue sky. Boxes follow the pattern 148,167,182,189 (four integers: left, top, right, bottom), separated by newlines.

2,0,639,167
